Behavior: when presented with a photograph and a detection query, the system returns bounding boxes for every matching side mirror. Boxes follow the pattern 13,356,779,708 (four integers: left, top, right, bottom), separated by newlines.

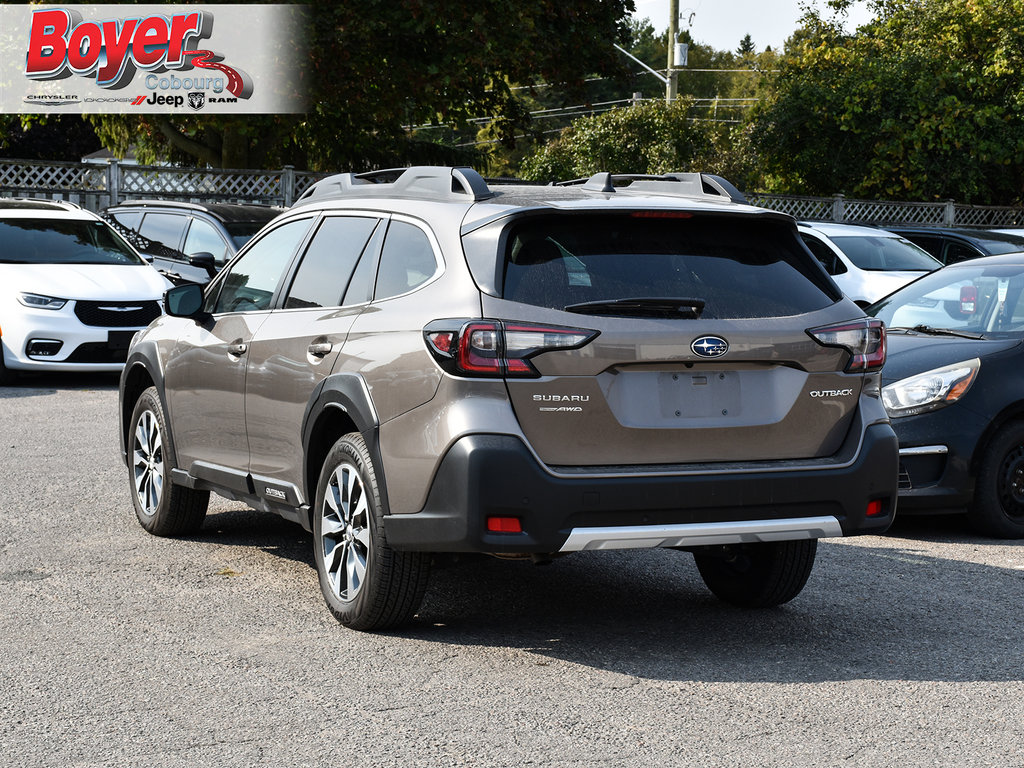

165,283,207,319
188,251,218,278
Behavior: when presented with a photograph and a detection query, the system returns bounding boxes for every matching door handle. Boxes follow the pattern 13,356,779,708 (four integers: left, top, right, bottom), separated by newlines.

308,342,333,358
228,342,248,356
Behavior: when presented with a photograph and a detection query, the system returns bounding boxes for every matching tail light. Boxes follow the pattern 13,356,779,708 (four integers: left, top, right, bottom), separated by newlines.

424,319,597,378
960,285,977,315
808,318,886,372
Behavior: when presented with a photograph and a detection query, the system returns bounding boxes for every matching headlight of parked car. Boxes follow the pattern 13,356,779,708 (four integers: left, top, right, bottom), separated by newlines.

18,292,67,310
881,358,980,417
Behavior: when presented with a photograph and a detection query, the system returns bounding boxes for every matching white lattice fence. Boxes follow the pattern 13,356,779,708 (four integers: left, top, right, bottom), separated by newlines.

842,200,946,225
120,165,284,203
955,205,1024,227
747,194,833,220
3,157,1022,224
0,158,112,209
751,192,1024,228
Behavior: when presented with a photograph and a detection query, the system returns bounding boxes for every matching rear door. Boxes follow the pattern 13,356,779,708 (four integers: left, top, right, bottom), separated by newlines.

244,214,383,501
137,212,192,281
483,211,863,466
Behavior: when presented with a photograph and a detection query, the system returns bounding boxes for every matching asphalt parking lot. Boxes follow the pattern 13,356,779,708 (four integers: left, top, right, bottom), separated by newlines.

1,374,1022,767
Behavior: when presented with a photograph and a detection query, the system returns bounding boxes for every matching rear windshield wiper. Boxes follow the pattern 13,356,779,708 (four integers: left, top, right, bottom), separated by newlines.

903,324,986,340
563,297,705,318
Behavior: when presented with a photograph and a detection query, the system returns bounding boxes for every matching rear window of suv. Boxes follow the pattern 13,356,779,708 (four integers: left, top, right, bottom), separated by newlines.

498,214,839,319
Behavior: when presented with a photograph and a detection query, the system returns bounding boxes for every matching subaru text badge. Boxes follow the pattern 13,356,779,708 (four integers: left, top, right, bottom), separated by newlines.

691,336,729,358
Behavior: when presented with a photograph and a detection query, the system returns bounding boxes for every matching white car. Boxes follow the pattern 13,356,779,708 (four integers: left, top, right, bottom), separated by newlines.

0,199,170,382
798,222,941,305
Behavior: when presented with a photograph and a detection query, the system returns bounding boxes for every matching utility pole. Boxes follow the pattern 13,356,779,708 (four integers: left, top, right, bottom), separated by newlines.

667,0,679,103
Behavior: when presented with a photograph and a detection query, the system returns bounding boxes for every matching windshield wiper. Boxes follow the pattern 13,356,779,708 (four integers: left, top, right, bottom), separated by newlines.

903,324,986,340
563,297,705,319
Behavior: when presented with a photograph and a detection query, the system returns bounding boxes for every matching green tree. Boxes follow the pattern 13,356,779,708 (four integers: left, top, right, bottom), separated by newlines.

519,99,714,181
60,1,635,170
750,0,1024,203
737,34,756,56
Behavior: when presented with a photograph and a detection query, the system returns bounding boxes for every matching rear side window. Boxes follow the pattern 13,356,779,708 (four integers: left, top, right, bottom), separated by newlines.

374,220,438,300
138,212,187,255
108,210,142,231
285,216,379,309
500,214,839,319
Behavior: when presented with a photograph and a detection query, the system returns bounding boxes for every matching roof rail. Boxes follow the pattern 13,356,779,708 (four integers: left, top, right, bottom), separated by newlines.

111,200,207,212
554,172,748,204
0,197,82,211
295,166,494,206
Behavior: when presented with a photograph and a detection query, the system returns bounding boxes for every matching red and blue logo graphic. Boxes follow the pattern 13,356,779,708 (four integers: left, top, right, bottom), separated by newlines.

24,8,252,100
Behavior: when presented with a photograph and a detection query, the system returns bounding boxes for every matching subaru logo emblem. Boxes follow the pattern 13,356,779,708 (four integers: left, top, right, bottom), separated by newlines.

691,336,729,358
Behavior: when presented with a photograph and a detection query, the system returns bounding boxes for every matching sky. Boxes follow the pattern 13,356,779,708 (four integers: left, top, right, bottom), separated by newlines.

631,0,876,54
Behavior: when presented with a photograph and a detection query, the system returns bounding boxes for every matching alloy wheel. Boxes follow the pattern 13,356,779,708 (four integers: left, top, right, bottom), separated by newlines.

132,410,164,516
320,462,371,602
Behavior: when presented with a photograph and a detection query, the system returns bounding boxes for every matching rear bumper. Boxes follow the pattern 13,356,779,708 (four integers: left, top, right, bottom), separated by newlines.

383,422,899,553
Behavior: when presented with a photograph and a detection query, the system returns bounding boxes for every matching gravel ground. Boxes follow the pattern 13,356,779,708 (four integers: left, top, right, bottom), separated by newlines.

1,374,1022,767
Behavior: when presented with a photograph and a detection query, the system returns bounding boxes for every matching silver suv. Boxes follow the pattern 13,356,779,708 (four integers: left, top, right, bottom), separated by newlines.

118,167,898,630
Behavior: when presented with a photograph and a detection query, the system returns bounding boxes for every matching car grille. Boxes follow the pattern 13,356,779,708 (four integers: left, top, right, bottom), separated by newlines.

898,462,912,490
74,300,161,328
65,342,130,364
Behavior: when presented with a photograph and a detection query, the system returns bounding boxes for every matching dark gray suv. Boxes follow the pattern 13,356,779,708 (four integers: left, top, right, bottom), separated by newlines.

118,167,898,630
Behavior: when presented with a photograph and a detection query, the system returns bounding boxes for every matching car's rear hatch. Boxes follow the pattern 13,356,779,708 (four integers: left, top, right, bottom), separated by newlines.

466,210,877,467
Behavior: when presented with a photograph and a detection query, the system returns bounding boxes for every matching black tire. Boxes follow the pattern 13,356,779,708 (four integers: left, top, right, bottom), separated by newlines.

970,421,1024,538
128,386,209,536
0,344,15,385
313,433,430,631
693,539,818,608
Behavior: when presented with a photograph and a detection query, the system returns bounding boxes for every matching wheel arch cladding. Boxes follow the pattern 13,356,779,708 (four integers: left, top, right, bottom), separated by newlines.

120,360,157,467
302,373,385,527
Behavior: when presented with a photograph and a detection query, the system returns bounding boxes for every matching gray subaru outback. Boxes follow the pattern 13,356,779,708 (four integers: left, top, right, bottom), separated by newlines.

118,167,898,631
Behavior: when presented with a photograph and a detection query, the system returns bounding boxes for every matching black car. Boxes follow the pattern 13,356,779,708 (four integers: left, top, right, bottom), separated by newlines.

886,226,1024,265
868,253,1024,537
103,200,282,284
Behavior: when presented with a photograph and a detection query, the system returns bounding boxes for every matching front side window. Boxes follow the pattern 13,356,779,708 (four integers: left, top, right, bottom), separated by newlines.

183,218,230,265
946,242,982,264
801,234,847,275
212,218,312,313
0,218,143,265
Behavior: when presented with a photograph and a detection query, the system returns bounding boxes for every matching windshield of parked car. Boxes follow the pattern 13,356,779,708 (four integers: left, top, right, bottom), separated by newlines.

975,239,1024,255
0,218,144,265
868,263,1024,336
830,235,941,271
225,221,274,249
